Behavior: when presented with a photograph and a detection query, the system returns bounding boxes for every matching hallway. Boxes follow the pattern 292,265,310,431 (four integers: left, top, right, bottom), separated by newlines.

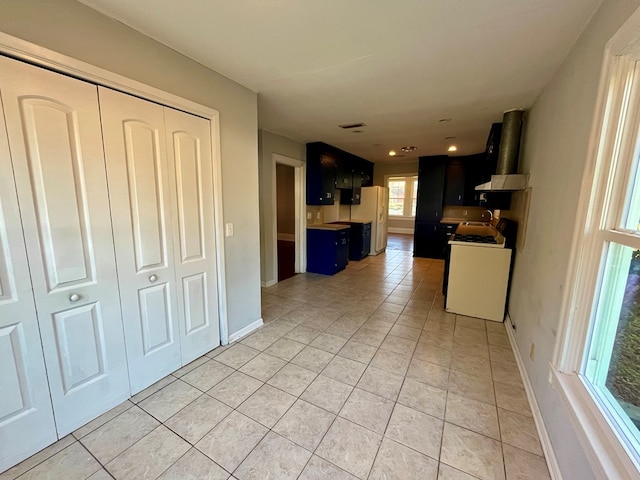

2,235,549,480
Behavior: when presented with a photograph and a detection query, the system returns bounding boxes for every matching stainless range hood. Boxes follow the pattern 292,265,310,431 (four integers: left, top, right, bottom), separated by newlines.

475,174,528,191
476,109,528,192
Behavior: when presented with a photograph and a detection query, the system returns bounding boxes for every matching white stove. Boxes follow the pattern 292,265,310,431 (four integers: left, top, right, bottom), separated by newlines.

445,219,516,322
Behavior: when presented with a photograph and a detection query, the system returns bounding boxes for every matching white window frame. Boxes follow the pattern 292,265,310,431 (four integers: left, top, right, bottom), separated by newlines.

552,9,640,479
386,174,418,218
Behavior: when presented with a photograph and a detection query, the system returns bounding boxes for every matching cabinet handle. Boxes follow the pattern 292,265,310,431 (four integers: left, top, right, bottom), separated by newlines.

69,293,81,303
149,274,158,283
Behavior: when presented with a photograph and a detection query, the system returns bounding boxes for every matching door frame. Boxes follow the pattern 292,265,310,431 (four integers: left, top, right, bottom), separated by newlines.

272,153,306,281
0,32,230,344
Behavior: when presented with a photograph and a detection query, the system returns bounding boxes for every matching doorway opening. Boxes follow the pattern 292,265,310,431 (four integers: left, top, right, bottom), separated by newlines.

272,154,305,283
276,163,295,281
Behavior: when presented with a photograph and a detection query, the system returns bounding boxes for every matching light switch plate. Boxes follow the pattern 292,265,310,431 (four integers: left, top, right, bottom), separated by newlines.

225,223,234,237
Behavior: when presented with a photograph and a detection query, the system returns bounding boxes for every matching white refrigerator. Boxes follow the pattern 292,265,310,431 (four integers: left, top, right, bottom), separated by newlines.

351,186,389,255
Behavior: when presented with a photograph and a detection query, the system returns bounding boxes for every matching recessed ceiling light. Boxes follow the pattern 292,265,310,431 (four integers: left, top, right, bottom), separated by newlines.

439,118,452,123
388,150,397,156
448,145,458,152
400,146,417,153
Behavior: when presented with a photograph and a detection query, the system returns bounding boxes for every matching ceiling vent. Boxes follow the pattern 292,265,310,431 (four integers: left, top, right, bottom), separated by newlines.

338,122,366,129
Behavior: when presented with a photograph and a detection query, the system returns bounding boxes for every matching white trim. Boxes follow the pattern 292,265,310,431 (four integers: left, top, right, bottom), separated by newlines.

550,369,640,479
505,315,562,480
0,32,230,345
261,280,277,288
388,227,414,234
228,318,264,343
272,153,306,285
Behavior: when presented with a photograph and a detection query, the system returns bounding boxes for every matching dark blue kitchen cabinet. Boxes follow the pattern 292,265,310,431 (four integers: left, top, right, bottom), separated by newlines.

331,221,371,260
307,226,350,275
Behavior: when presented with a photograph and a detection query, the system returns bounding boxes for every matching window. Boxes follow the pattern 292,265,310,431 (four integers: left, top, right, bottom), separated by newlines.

556,36,640,477
387,176,418,217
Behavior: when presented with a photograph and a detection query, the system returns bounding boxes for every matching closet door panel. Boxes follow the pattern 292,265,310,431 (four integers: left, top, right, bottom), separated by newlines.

99,87,180,394
165,108,220,363
0,88,57,472
0,57,129,436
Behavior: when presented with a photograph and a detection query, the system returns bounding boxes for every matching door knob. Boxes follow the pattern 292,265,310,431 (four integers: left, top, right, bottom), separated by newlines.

69,293,81,303
149,274,158,283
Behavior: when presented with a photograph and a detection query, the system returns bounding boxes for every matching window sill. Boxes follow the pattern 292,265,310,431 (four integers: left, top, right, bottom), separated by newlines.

387,215,415,220
550,367,640,479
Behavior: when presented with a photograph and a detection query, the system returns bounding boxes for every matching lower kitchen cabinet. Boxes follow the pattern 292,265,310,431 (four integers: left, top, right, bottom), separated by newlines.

307,226,350,275
414,222,445,259
332,221,372,260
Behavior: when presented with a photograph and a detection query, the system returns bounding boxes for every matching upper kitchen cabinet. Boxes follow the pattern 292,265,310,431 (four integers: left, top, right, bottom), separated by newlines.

444,158,465,205
307,142,337,205
416,155,447,221
361,159,374,187
306,142,374,205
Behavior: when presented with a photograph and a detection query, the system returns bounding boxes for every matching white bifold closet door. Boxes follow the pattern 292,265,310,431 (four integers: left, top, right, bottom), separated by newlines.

0,57,130,436
0,80,57,471
99,88,220,394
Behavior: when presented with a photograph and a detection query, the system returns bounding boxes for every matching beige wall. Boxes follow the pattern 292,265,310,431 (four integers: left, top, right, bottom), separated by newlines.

258,130,305,285
0,0,260,336
374,159,419,232
506,1,640,478
276,164,295,235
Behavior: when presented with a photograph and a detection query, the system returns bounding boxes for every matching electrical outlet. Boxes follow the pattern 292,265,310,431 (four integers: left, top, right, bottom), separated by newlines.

463,209,468,216
316,212,321,220
307,212,312,220
225,223,234,237
529,342,535,361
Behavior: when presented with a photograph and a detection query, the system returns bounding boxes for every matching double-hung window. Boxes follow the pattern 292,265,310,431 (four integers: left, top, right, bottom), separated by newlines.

387,176,418,217
555,19,640,478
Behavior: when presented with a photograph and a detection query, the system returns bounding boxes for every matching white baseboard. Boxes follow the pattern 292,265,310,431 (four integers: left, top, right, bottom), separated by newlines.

228,318,264,343
505,313,562,480
388,227,414,234
261,279,277,288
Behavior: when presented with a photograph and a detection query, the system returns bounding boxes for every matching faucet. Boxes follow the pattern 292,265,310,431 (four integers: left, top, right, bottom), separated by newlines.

485,209,493,223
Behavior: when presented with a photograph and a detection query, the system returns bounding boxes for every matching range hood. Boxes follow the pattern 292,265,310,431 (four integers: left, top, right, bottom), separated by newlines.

475,174,528,191
476,109,528,192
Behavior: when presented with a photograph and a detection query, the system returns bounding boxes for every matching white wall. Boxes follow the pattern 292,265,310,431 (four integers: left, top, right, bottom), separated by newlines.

0,0,261,336
507,0,640,478
258,130,305,285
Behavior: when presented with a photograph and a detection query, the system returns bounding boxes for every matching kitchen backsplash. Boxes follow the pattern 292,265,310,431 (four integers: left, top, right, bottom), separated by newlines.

442,205,491,221
306,190,351,226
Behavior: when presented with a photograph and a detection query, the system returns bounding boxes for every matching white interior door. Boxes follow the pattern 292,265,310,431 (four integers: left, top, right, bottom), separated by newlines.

0,57,130,436
99,87,181,394
0,89,57,471
165,108,220,363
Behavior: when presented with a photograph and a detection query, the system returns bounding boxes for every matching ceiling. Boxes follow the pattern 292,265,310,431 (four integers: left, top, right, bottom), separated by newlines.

79,0,602,163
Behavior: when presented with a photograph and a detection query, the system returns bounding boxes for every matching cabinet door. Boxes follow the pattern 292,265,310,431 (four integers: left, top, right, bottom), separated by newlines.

416,156,446,222
0,87,57,471
164,108,220,364
0,58,130,435
320,154,337,203
99,87,181,394
445,160,465,205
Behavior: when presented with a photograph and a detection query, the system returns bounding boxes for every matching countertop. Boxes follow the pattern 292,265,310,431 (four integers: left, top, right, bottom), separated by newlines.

441,217,487,224
307,224,351,231
331,218,373,225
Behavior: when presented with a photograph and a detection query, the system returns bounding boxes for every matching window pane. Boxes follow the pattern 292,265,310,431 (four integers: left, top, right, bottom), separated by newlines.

411,179,418,217
585,242,640,449
388,180,405,216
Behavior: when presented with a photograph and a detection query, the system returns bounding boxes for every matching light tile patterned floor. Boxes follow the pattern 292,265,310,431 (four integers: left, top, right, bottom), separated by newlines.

1,237,551,479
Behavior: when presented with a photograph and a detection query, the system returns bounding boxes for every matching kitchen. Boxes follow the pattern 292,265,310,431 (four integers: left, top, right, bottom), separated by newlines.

304,110,528,326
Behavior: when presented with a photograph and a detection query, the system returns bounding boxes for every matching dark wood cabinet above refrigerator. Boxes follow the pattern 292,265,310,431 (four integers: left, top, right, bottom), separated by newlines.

306,142,374,205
